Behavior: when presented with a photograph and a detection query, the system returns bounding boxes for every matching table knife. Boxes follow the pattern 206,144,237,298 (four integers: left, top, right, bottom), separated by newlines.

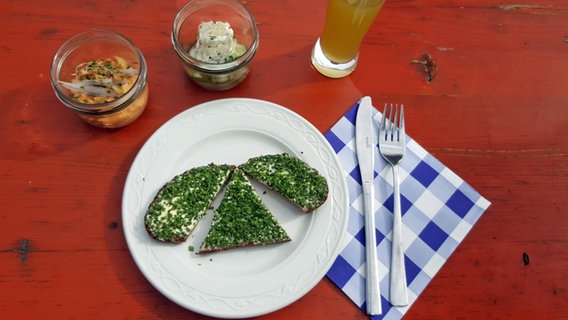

355,96,382,315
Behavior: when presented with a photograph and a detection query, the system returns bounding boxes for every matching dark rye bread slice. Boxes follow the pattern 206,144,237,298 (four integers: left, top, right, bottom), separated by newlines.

145,164,234,242
239,153,329,213
199,168,291,254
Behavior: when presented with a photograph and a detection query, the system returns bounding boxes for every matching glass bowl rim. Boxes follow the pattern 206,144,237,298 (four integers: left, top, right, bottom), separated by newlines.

171,0,259,74
50,29,148,113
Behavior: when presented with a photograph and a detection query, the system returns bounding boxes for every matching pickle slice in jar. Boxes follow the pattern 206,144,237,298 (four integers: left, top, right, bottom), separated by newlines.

234,44,247,56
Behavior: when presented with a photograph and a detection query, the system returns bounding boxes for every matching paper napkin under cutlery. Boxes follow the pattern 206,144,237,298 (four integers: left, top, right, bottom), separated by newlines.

324,99,491,319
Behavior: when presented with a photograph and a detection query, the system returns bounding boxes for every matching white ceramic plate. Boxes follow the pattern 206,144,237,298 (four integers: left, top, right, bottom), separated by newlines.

122,98,349,318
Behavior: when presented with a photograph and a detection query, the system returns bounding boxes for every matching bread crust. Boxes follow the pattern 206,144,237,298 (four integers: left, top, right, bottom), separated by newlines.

198,238,291,254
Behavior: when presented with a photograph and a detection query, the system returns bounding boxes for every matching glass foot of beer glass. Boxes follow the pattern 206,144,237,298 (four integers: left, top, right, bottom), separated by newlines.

311,0,385,78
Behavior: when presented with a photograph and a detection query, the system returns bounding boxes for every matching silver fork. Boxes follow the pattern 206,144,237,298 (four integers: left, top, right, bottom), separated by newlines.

379,103,409,307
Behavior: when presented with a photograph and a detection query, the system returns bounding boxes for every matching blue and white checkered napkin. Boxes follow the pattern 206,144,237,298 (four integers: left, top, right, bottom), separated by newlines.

324,99,491,319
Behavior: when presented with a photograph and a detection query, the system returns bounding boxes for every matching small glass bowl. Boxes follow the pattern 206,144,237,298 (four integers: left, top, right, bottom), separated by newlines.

50,29,149,129
172,0,259,91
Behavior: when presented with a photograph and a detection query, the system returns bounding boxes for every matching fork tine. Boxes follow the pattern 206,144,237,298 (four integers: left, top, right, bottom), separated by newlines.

382,103,406,142
389,104,395,140
398,105,405,140
394,104,403,142
389,103,396,140
381,103,388,140
392,104,399,141
382,103,393,141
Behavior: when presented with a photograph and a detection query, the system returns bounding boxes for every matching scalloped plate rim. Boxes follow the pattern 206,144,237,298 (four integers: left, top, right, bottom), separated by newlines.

122,98,349,318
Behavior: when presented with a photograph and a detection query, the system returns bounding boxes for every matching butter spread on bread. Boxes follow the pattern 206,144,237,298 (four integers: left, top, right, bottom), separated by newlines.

145,164,234,242
240,153,329,212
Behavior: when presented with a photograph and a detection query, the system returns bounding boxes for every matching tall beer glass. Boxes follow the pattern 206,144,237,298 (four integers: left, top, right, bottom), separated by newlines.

311,0,386,78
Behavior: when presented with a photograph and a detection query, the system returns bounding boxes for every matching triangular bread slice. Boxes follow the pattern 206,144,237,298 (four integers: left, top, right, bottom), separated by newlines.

239,153,329,213
199,168,291,254
145,164,234,242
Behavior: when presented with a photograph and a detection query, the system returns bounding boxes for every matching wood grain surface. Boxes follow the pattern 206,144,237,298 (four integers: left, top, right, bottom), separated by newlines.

1,0,567,319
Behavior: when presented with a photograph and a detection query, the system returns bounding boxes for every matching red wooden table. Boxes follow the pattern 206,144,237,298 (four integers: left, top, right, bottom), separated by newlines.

1,0,567,319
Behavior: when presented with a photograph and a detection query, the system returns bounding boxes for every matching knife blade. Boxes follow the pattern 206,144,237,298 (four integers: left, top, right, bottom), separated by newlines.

355,96,382,315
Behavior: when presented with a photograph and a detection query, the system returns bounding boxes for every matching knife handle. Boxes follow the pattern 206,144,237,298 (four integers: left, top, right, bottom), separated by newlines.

362,180,382,315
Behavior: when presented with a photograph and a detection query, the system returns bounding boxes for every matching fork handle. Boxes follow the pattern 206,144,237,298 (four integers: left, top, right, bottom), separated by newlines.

390,165,409,306
362,180,382,315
